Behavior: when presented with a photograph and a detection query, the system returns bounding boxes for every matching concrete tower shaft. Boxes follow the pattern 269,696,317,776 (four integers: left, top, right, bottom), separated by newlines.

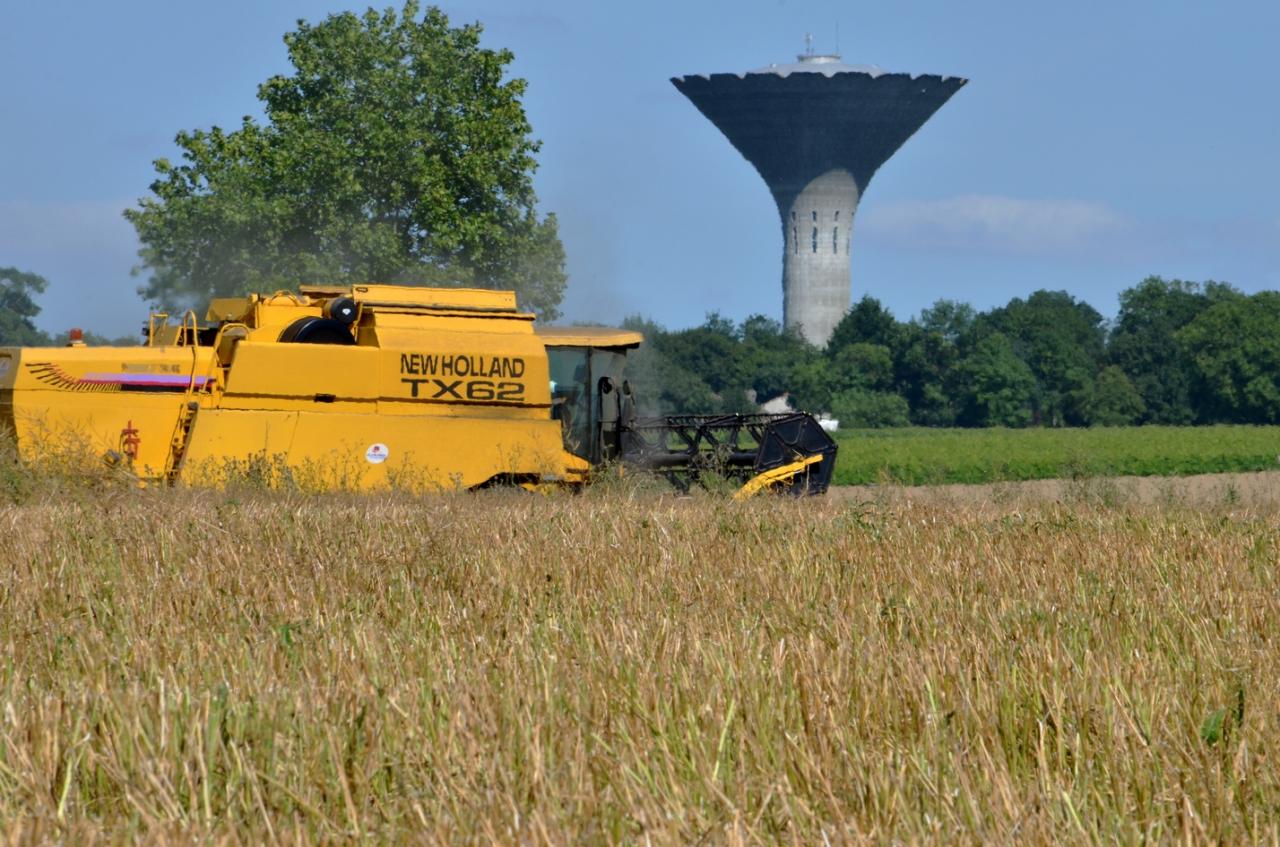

784,169,859,347
672,57,966,346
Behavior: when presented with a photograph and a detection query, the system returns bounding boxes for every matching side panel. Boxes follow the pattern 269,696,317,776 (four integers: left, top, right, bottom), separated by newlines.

178,408,581,490
287,412,579,490
372,316,552,414
224,344,380,399
6,392,185,477
220,337,553,418
0,347,204,477
178,409,299,485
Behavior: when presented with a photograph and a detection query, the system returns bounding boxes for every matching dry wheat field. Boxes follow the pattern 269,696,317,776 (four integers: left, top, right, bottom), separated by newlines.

2,474,1280,844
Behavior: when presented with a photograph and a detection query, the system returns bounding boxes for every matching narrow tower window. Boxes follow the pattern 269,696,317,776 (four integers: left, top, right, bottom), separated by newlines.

811,227,818,253
835,210,840,221
792,227,798,254
811,210,817,222
833,226,838,253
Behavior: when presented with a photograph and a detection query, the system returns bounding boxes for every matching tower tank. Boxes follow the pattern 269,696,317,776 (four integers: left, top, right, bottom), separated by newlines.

672,46,966,346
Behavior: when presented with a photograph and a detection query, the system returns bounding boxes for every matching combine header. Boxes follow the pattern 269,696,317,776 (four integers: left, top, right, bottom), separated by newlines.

612,413,836,498
0,285,836,497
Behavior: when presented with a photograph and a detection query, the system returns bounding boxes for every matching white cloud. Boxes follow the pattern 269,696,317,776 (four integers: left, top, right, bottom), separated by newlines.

860,194,1130,255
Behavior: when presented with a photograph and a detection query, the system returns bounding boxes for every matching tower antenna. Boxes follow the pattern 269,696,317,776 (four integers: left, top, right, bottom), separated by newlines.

804,33,813,57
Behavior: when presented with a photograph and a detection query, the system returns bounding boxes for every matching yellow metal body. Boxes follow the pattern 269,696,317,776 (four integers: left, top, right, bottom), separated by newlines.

0,284,643,491
731,454,824,501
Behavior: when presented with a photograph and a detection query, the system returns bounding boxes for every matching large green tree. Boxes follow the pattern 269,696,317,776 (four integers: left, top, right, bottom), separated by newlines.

1108,277,1239,423
125,2,566,317
1088,365,1146,426
619,316,720,416
0,267,52,346
893,301,974,426
826,295,902,351
737,315,821,408
917,299,975,344
953,333,1037,427
973,290,1106,426
1178,291,1280,423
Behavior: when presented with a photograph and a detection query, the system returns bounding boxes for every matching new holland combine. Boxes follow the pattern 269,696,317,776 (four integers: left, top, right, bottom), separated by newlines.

0,284,836,497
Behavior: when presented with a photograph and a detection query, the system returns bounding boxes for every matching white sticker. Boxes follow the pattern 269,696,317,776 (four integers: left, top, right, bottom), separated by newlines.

0,359,9,377
365,443,389,464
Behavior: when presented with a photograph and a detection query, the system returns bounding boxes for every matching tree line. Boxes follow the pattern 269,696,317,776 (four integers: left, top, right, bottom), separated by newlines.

624,277,1280,427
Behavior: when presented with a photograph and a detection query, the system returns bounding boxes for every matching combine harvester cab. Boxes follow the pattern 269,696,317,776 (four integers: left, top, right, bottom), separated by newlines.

0,285,835,496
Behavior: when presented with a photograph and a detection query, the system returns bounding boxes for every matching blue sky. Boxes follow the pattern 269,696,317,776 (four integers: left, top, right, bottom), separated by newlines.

2,0,1277,338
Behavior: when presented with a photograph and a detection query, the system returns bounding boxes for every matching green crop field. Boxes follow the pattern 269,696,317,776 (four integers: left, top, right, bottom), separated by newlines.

832,425,1280,486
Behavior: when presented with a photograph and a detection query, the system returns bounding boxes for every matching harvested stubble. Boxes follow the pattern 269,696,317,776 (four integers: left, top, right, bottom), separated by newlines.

2,483,1279,844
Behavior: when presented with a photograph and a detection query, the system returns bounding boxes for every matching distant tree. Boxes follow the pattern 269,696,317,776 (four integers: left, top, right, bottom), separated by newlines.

975,290,1106,426
737,315,821,408
895,318,962,426
655,313,744,400
784,357,837,413
826,295,901,351
631,313,767,414
1177,291,1280,423
0,267,52,346
620,316,718,415
918,299,975,344
828,388,910,429
825,297,959,422
1108,277,1239,423
828,342,894,394
125,2,566,317
1088,365,1146,426
953,333,1037,427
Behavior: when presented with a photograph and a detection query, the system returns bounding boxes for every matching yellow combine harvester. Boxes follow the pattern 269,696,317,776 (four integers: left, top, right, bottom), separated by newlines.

0,284,836,496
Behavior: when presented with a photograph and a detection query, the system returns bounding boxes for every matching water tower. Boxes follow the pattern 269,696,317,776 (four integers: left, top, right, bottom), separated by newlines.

672,41,966,346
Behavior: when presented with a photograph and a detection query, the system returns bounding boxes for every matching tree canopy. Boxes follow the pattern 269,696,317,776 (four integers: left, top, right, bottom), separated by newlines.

972,290,1106,426
0,267,51,347
1178,291,1280,423
125,1,566,318
1108,277,1235,423
629,277,1280,428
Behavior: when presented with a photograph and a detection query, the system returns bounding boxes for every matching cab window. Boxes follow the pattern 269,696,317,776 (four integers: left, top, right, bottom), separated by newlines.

547,347,591,458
